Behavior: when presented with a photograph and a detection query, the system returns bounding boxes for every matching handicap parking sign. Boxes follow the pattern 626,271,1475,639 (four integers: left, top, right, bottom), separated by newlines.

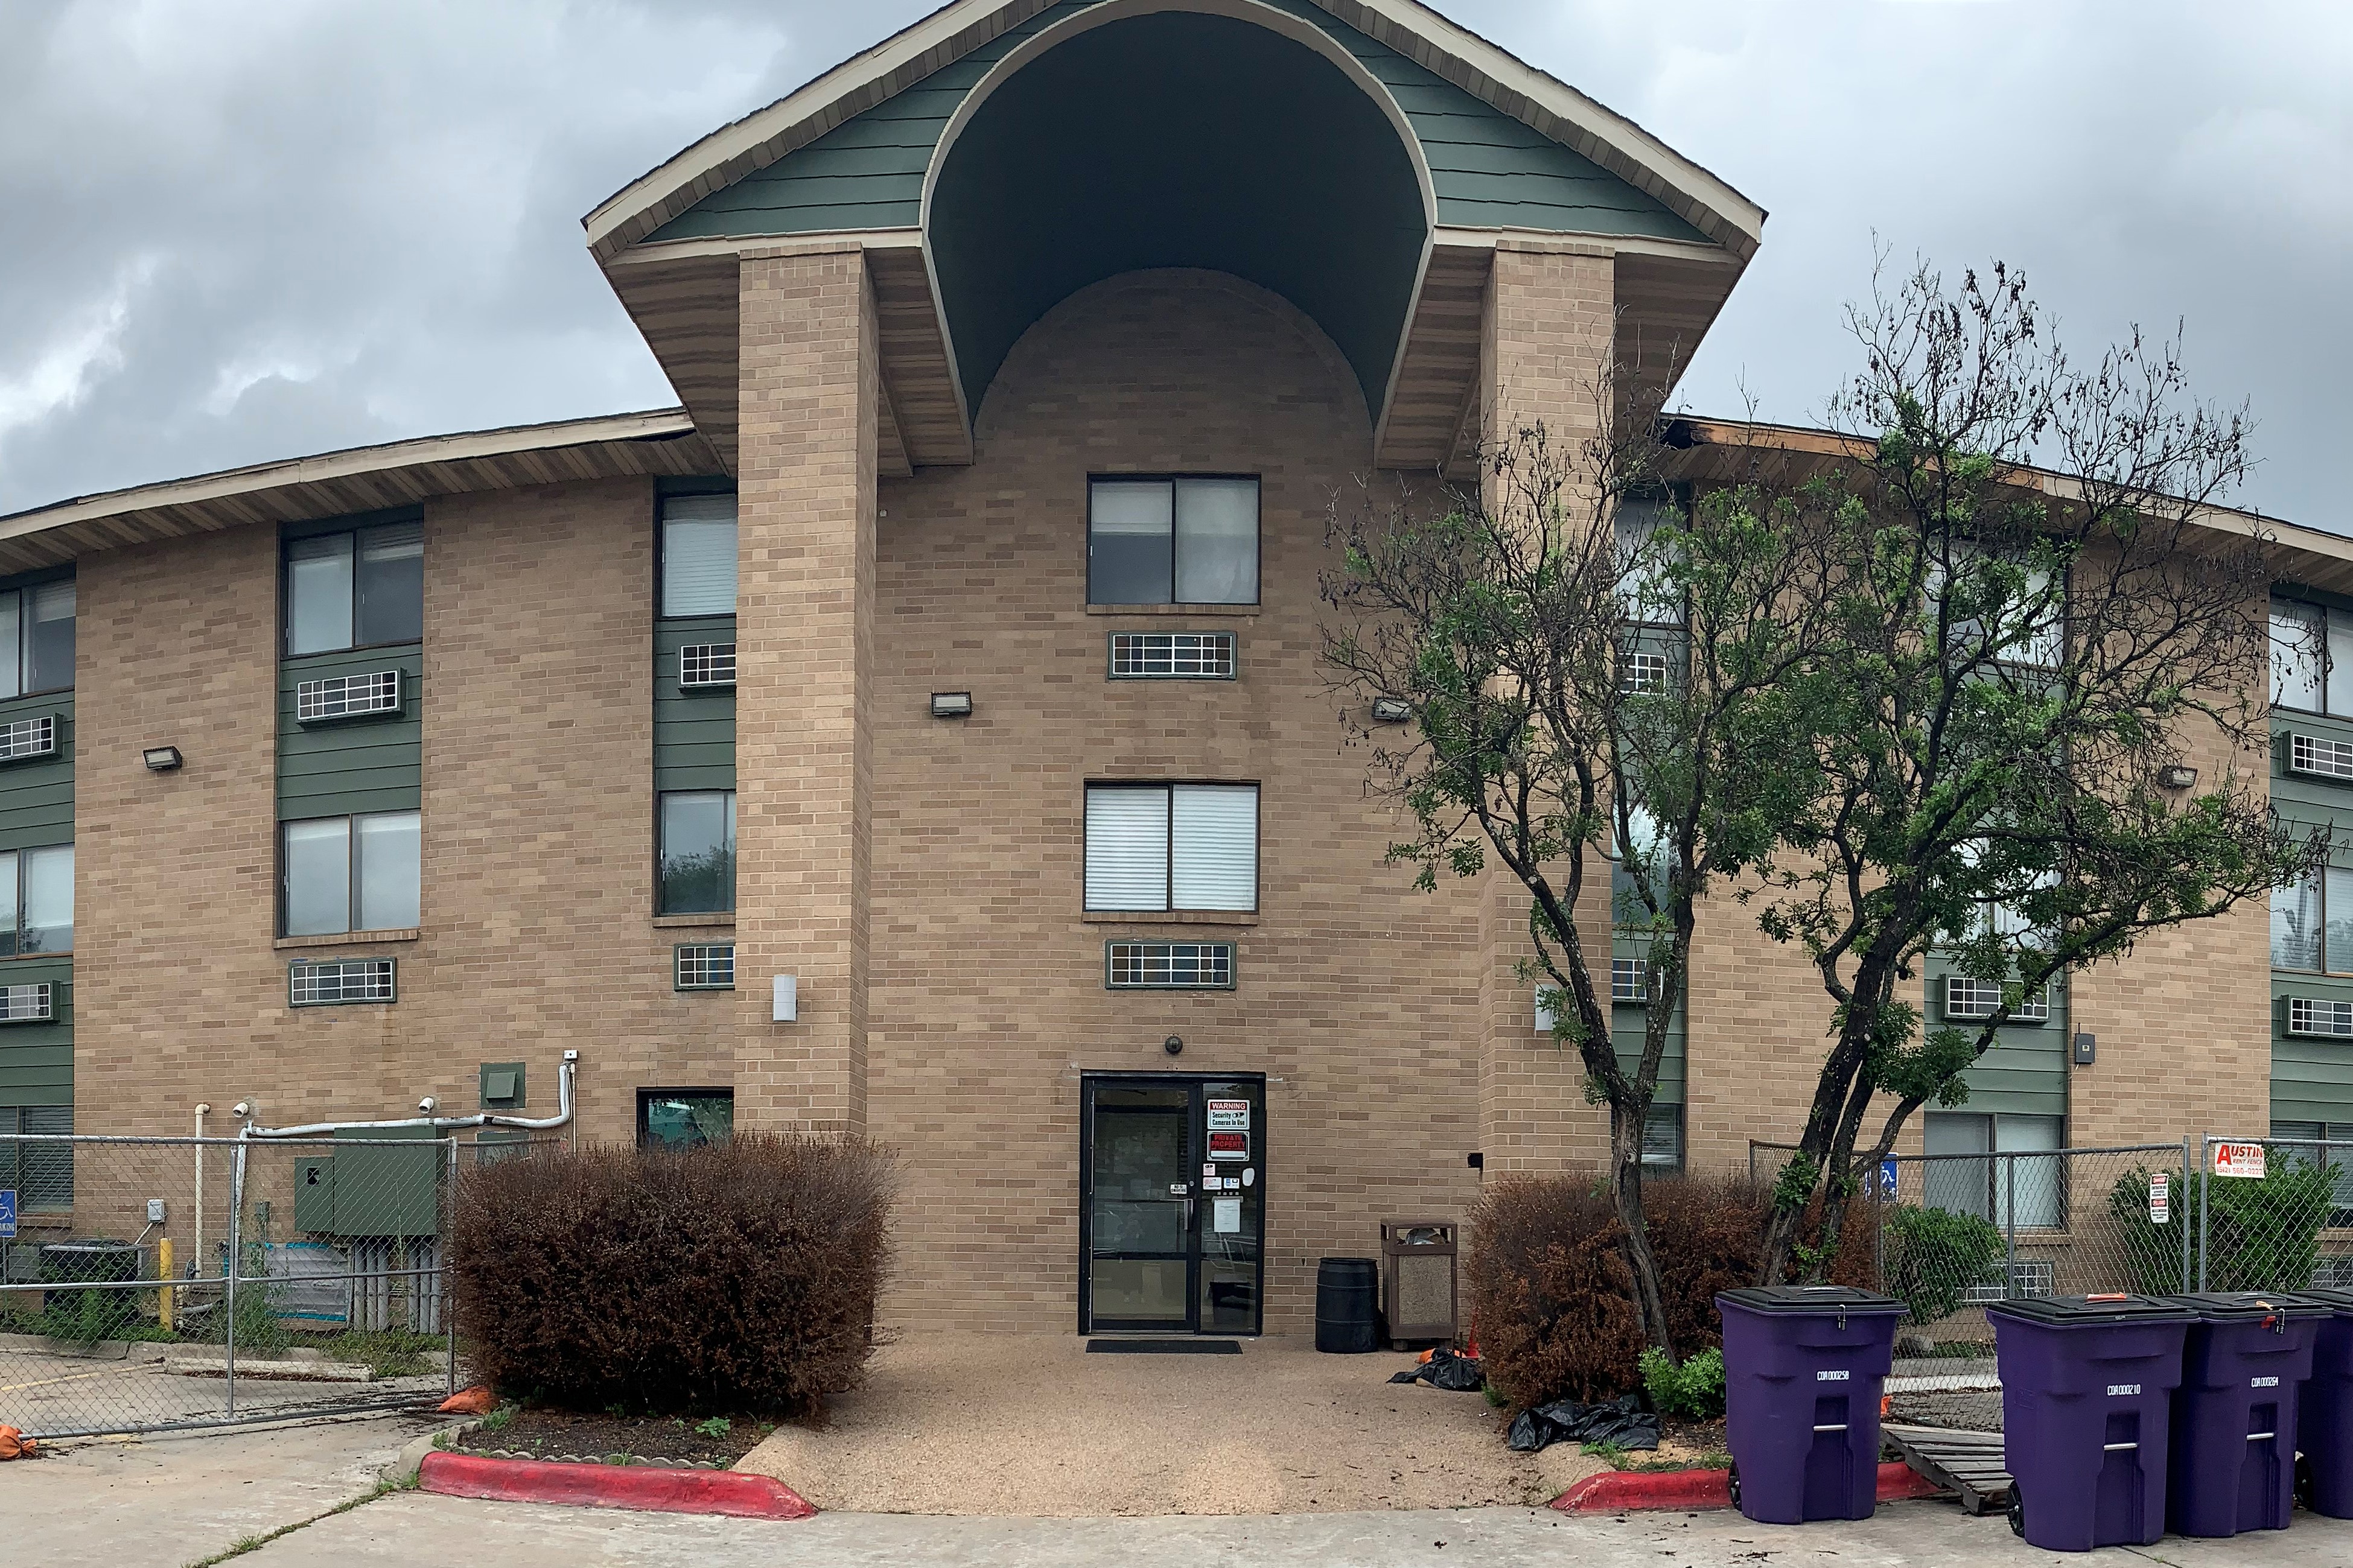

1879,1160,1899,1198
0,1189,15,1239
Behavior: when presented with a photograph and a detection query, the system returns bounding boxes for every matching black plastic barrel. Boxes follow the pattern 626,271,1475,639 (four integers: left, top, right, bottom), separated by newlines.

1314,1256,1380,1353
40,1239,141,1340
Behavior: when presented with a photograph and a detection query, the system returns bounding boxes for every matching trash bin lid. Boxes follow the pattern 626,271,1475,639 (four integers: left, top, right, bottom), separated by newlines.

2291,1288,2353,1315
1985,1295,2197,1327
1716,1286,1906,1315
2153,1292,2331,1322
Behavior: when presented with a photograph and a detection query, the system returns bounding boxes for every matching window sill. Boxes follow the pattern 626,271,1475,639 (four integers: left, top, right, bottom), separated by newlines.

654,913,736,929
1082,910,1259,927
1086,603,1261,618
275,928,419,950
0,949,70,963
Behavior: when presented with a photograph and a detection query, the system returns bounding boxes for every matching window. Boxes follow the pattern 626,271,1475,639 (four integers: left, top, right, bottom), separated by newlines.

1923,1112,2063,1230
0,1105,71,1211
1083,784,1258,912
1087,478,1258,606
0,580,75,697
2269,1122,2353,1223
661,494,738,618
660,791,736,915
2273,865,2353,973
638,1089,732,1149
0,845,72,955
1641,1105,1683,1171
1614,500,1684,627
285,521,423,655
282,811,419,936
1106,941,1236,989
2272,597,2353,714
1929,540,2063,668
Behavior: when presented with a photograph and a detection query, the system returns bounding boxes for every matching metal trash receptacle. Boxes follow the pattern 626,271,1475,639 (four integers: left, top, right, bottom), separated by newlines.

2159,1292,2326,1538
1380,1220,1457,1349
1987,1294,2194,1551
1717,1286,1906,1523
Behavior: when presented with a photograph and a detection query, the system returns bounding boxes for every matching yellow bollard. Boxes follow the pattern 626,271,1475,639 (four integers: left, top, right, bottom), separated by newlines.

158,1237,174,1333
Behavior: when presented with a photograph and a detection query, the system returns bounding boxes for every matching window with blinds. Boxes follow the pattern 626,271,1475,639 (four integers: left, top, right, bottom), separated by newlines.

1084,783,1258,912
660,494,738,618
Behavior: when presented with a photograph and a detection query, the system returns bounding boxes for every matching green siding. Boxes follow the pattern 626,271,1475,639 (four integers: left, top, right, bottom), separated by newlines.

1610,965,1686,1106
0,691,73,855
1923,957,2069,1119
2270,700,2353,1122
277,647,422,821
0,956,72,1108
655,615,736,793
652,1,1699,247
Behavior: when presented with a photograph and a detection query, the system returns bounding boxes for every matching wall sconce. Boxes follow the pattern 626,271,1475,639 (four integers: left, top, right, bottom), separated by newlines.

142,746,183,772
772,975,798,1023
1370,697,1412,724
930,692,974,719
2157,764,2199,790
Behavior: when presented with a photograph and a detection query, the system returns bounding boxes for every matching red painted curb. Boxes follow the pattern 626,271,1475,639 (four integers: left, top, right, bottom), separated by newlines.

1552,1460,1943,1514
418,1450,817,1520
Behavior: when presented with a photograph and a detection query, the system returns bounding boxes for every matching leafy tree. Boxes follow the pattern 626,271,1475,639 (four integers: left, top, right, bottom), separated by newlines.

1746,258,2319,1280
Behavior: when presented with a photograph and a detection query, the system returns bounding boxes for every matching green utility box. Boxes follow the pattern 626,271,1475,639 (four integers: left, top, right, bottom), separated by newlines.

293,1126,442,1239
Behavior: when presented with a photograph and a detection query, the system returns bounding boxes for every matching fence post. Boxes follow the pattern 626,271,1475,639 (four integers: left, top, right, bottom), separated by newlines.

226,1139,247,1418
2002,1151,2019,1299
445,1135,459,1398
2198,1136,2212,1293
2180,1135,2195,1293
1873,1158,1886,1295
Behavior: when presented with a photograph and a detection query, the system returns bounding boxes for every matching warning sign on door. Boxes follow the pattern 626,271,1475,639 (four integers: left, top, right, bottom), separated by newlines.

1208,1130,1248,1162
1206,1099,1250,1131
2212,1143,2267,1180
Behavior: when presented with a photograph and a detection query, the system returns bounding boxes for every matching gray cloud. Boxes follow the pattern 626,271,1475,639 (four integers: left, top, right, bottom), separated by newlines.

1,0,2343,528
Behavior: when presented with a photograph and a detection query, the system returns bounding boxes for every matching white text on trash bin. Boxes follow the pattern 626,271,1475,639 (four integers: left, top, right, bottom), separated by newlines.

2253,1376,2280,1388
2107,1383,2141,1396
1815,1370,1850,1382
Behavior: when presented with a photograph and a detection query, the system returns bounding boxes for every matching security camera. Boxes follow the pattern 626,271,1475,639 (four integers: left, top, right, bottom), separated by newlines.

418,1096,438,1114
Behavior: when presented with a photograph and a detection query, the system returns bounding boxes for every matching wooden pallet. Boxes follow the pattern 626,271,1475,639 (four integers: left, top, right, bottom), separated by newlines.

1883,1423,2012,1516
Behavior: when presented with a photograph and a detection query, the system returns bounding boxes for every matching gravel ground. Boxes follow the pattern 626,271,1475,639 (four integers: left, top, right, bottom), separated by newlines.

736,1333,1603,1516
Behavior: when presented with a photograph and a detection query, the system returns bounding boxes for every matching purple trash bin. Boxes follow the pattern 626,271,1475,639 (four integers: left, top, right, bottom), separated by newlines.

1716,1286,1906,1524
2293,1286,2353,1518
2160,1292,2326,1537
1986,1295,2194,1551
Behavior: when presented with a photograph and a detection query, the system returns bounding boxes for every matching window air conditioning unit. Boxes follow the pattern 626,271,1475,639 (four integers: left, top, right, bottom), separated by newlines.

1961,1259,2056,1304
1619,650,1670,695
0,714,57,764
288,959,397,1007
296,670,403,725
674,943,737,991
1943,977,2051,1024
1109,630,1236,680
1106,941,1235,990
2289,997,2353,1038
1612,956,1648,1006
679,643,737,690
0,982,55,1023
2291,732,2353,781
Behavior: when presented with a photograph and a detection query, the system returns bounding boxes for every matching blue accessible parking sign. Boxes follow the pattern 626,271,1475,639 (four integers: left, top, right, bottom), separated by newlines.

0,1189,15,1239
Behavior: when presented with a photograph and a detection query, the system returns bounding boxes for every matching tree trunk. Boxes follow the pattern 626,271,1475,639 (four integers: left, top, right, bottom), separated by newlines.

1611,1101,1676,1361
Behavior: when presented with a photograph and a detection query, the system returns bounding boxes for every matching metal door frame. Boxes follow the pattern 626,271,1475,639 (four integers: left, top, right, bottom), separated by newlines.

1077,1071,1266,1336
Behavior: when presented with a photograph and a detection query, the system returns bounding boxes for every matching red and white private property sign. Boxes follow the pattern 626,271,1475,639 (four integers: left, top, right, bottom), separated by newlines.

2212,1143,2268,1180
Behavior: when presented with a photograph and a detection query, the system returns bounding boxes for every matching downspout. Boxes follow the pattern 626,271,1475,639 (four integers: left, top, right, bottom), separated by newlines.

194,1103,209,1278
238,1055,578,1141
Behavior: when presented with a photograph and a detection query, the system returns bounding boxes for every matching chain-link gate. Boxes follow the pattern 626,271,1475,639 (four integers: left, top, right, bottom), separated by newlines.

0,1132,470,1439
2191,1134,2353,1294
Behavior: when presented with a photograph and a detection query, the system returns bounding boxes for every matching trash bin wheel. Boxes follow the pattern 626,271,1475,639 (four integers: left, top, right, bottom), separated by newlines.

2007,1486,2024,1539
2296,1455,2314,1509
1726,1462,1740,1509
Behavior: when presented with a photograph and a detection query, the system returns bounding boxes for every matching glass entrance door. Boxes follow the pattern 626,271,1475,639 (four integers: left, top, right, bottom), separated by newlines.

1080,1075,1265,1335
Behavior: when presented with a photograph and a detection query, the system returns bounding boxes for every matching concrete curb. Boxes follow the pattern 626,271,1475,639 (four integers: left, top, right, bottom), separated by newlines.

386,1420,482,1486
1552,1460,1944,1514
416,1450,817,1520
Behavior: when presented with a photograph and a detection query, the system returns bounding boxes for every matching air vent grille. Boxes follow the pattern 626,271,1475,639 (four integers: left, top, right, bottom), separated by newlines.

0,714,57,763
680,643,737,690
2290,997,2353,1038
1962,1259,2057,1304
0,983,54,1023
675,944,736,991
1944,976,2051,1023
296,670,401,724
1612,956,1648,1005
1105,941,1235,989
1109,632,1236,679
2291,732,2353,781
1620,650,1670,694
288,958,396,1007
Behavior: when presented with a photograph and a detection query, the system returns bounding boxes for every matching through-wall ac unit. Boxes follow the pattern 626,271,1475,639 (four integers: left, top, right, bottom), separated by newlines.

1612,956,1649,1006
295,669,403,724
2291,732,2353,781
2289,997,2353,1038
0,982,54,1023
679,643,737,690
288,958,397,1006
1961,1259,2056,1304
0,714,57,764
1943,977,2051,1024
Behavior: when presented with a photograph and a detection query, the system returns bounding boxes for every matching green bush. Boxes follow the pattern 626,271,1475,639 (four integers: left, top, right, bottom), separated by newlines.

450,1134,894,1417
1884,1204,2004,1325
2109,1158,2337,1293
1640,1345,1725,1419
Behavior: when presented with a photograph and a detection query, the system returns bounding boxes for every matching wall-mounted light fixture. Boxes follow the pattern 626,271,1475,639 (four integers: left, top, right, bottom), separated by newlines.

1371,697,1412,724
772,974,798,1023
930,692,974,719
142,746,183,772
1163,1035,1184,1057
2157,764,2199,790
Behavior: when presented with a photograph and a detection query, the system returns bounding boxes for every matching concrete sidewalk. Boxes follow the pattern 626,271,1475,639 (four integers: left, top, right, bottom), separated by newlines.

240,1493,2353,1567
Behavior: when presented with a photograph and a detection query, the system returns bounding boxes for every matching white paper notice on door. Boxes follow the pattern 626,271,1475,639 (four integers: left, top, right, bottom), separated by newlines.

1212,1196,1243,1234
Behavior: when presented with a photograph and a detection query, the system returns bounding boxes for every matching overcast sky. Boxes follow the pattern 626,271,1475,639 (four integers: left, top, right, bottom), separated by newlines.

1,1,2344,526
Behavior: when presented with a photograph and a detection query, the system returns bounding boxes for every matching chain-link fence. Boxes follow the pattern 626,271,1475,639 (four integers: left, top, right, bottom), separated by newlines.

0,1131,548,1439
2187,1135,2353,1294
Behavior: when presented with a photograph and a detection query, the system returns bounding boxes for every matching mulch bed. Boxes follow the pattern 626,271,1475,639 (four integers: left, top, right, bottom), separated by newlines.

452,1406,774,1468
1626,1414,1728,1471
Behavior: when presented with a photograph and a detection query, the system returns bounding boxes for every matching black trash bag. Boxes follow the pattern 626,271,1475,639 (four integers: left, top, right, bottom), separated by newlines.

1387,1347,1486,1392
1505,1393,1662,1453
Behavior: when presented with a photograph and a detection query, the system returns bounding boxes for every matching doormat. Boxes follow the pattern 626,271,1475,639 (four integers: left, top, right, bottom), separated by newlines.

1085,1339,1242,1354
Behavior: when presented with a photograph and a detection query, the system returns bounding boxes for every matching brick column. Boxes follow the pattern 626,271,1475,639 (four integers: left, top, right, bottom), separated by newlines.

734,244,879,1134
1474,240,1619,1173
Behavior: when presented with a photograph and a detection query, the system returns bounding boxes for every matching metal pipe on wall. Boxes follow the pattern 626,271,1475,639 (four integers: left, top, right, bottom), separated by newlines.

237,1057,577,1141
